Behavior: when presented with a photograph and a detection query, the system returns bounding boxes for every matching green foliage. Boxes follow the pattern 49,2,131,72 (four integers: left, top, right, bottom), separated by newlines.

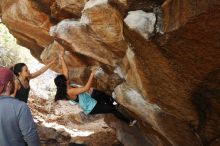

0,24,31,67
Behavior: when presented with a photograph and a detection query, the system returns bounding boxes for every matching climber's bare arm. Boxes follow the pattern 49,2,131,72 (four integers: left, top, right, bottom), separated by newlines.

67,71,95,97
29,59,56,79
59,51,69,80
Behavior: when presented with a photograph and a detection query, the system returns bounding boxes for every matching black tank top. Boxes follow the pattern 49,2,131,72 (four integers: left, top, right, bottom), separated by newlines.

15,79,30,103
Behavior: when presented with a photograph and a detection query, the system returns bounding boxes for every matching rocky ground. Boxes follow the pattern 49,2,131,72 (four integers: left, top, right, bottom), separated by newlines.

28,94,123,146
1,0,220,145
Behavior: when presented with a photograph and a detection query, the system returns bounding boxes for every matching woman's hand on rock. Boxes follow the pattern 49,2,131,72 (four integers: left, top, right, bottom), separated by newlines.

60,49,65,57
90,67,97,75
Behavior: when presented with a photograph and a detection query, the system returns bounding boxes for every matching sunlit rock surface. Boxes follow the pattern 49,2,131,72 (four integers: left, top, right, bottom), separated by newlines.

124,10,156,39
28,95,121,146
1,0,220,145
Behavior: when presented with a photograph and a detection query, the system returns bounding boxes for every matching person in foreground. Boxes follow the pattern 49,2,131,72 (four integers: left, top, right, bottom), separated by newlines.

10,60,55,103
0,67,40,146
54,51,136,126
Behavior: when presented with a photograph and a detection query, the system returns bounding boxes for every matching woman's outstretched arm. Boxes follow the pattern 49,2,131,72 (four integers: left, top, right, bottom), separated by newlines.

29,59,56,79
67,70,96,97
59,51,69,80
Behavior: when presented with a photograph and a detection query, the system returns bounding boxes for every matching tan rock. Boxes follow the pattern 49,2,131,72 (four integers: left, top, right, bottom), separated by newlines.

51,0,86,20
161,0,214,32
1,0,220,146
1,0,53,58
50,1,128,66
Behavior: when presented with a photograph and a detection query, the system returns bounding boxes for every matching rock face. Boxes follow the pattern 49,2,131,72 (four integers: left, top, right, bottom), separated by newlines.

124,10,156,40
1,0,220,146
161,0,213,32
28,94,121,146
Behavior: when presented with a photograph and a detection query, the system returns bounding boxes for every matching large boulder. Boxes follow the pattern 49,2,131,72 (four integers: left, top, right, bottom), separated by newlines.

1,0,220,145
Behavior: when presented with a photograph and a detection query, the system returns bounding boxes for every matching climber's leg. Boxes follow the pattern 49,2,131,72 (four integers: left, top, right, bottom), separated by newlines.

90,103,130,124
91,89,116,105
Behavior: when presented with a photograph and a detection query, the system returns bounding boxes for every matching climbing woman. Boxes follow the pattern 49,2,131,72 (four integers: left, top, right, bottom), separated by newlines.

54,51,136,126
11,60,56,103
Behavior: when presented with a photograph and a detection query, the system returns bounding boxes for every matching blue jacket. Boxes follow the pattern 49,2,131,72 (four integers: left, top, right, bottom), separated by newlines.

70,84,97,114
77,92,97,114
0,96,40,146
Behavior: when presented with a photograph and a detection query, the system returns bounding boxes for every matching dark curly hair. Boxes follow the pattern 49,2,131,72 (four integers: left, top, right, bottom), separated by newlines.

54,74,68,102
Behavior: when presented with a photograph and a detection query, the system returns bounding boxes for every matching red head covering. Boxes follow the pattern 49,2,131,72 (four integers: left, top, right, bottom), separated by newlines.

0,67,14,93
